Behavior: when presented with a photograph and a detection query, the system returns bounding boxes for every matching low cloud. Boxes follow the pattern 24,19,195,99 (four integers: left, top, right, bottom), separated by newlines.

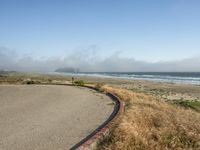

0,46,200,72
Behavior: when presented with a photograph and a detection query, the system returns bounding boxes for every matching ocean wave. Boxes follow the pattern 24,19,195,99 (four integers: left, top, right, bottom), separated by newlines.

53,72,200,85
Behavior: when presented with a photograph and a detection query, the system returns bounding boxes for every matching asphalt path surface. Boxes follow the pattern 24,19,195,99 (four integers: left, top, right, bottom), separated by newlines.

0,85,114,150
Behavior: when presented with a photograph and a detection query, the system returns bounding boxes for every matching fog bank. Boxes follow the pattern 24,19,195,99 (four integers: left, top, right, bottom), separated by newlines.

1,47,200,72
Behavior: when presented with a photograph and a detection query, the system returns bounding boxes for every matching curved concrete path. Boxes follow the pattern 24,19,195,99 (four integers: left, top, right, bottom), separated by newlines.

0,85,114,150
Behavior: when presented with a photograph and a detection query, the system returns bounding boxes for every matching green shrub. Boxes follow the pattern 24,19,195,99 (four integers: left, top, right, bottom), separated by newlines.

74,80,84,86
172,100,200,112
26,80,35,84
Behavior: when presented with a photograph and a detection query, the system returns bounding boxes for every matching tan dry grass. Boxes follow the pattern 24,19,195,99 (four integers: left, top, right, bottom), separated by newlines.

97,85,200,150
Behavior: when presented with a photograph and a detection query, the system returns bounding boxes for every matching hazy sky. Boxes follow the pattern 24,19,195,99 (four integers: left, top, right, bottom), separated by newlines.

0,0,200,72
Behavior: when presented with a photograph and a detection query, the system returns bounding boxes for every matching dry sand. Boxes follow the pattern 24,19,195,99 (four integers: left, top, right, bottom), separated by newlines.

56,75,200,101
1,72,200,101
0,85,113,150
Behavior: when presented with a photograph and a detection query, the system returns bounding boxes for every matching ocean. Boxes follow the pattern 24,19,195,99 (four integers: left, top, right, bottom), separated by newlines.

54,72,200,85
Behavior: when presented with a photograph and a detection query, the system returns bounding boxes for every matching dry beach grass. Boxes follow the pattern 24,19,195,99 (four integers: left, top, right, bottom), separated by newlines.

97,85,200,150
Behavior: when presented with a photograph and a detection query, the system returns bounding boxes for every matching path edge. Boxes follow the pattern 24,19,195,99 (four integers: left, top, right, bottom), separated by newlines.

69,85,124,150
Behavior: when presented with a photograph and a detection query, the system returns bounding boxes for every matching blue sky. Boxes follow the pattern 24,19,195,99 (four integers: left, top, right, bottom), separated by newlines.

0,0,200,72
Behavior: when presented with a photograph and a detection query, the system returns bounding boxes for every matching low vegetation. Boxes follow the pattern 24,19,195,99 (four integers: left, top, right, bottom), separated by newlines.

25,80,35,84
171,100,200,112
74,80,85,86
0,73,68,85
97,85,200,150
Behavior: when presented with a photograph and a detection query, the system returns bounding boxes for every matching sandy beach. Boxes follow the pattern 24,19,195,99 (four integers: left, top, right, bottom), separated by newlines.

42,74,200,101
1,72,200,102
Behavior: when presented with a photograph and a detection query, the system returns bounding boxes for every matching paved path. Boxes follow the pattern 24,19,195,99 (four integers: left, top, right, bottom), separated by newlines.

0,85,114,150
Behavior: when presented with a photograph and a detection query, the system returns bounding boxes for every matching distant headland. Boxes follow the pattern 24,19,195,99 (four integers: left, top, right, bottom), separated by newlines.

55,67,80,73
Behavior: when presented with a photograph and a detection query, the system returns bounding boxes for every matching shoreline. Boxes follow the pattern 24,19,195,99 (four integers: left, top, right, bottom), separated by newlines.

52,72,200,85
1,72,200,103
